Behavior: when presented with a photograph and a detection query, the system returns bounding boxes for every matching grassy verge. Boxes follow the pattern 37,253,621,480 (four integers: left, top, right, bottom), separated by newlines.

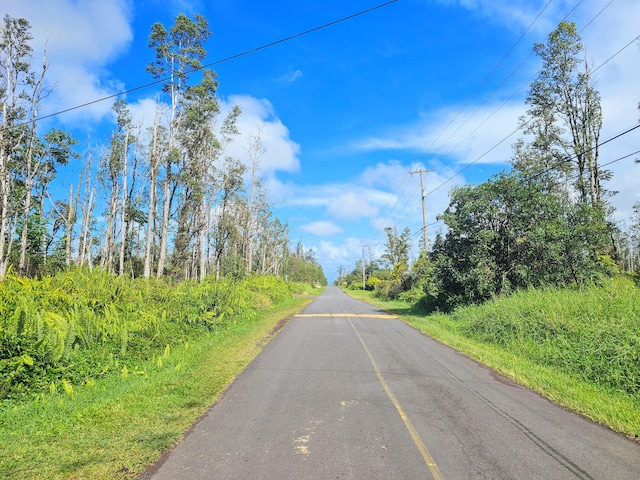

0,296,312,479
346,282,640,441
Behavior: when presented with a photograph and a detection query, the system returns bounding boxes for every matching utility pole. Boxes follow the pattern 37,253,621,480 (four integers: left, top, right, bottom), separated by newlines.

410,168,433,254
360,245,369,290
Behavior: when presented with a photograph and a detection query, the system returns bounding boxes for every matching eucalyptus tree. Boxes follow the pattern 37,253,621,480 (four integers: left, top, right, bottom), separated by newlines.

523,21,607,206
283,242,327,285
257,217,289,276
210,156,246,280
33,130,79,270
15,43,50,276
172,69,219,280
98,100,133,273
77,151,96,269
142,106,168,278
242,126,267,274
0,16,36,277
146,13,210,279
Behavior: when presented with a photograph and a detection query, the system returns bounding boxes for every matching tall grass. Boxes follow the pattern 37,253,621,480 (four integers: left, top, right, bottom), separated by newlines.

450,276,640,395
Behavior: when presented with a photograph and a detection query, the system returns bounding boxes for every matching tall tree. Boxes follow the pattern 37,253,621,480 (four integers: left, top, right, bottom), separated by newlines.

524,21,607,206
381,226,411,280
142,106,167,278
433,172,612,309
0,16,35,277
147,13,210,279
172,69,219,280
98,100,132,273
242,126,267,274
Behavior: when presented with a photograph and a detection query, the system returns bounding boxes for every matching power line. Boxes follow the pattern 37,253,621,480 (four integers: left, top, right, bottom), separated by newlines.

361,169,413,241
426,0,557,153
599,150,640,169
368,0,615,248
410,148,639,244
528,123,640,182
4,0,399,130
422,30,639,200
433,0,610,158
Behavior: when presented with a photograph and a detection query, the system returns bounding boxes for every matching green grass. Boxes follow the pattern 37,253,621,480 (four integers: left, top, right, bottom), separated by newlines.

346,277,640,441
0,297,312,479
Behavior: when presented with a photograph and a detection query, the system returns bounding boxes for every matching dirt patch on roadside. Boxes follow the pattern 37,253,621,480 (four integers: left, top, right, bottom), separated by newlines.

255,313,295,349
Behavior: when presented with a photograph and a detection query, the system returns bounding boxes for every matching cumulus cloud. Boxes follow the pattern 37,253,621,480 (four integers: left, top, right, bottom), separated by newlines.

327,193,378,221
434,0,577,34
220,95,301,176
350,2,640,223
300,221,344,236
352,103,524,165
4,0,133,124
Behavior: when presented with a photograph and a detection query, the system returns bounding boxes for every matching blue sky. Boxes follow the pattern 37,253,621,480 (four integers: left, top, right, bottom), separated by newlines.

5,0,640,282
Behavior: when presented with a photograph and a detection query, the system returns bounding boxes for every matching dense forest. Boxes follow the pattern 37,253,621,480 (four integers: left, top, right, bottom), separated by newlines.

339,21,640,309
0,14,326,285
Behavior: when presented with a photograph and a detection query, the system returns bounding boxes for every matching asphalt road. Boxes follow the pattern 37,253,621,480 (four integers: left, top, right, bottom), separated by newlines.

144,286,640,479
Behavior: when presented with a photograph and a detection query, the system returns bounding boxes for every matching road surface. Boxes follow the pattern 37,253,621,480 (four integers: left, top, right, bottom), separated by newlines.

144,286,640,479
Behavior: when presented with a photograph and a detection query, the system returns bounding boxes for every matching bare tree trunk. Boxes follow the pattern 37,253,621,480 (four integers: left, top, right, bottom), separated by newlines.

78,152,94,267
144,114,160,278
118,128,129,275
245,127,265,274
101,184,119,273
18,52,48,275
79,188,95,267
65,185,74,266
156,165,171,280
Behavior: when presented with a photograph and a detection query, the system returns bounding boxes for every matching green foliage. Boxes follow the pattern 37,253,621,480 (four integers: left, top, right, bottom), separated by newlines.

0,270,295,402
381,227,411,279
431,172,613,309
0,294,310,480
365,276,381,291
348,283,640,439
446,277,640,395
283,242,327,286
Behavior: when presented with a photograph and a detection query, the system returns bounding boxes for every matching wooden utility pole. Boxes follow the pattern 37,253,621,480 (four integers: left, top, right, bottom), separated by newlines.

410,169,433,254
360,244,370,289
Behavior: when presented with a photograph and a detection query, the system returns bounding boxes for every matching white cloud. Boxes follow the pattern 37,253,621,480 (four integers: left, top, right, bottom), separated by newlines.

351,1,640,224
279,69,303,83
352,103,524,165
221,95,301,175
4,0,133,124
300,221,344,236
327,193,378,221
434,0,577,34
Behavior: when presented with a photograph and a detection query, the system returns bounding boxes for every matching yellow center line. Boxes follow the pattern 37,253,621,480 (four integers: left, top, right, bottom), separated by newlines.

347,316,445,480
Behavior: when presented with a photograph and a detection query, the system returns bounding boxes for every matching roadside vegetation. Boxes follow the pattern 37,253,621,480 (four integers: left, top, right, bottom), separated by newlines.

0,270,321,479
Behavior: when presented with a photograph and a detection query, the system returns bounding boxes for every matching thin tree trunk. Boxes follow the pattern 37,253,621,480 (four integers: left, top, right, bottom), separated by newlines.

118,128,129,275
156,164,171,280
144,115,159,279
